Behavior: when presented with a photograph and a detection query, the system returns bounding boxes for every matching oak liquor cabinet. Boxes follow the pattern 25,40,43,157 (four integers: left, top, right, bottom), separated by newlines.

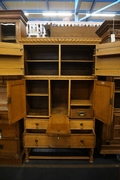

20,38,100,163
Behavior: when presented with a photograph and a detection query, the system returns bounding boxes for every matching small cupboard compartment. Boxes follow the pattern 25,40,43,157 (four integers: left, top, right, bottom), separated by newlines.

69,80,93,118
0,10,28,43
51,80,68,114
114,77,120,109
24,45,59,75
26,80,50,118
61,45,95,76
0,23,16,43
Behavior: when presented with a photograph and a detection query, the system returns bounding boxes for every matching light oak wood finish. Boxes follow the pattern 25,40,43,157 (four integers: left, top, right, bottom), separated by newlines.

22,39,97,162
95,42,120,76
0,42,24,75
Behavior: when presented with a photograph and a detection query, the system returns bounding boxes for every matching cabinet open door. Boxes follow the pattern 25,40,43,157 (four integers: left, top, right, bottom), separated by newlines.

7,80,26,124
94,80,114,125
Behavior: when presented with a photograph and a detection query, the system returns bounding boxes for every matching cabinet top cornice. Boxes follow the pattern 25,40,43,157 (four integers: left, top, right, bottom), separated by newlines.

18,37,101,44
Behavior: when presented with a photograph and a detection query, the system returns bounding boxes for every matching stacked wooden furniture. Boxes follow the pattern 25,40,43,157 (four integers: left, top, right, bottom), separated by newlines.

1,10,120,164
0,10,27,43
0,10,27,165
18,37,101,163
95,20,120,43
94,41,120,155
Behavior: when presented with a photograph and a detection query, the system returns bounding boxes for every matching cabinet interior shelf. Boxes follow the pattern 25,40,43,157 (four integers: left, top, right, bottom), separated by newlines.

26,93,48,96
26,115,49,118
26,60,58,62
61,60,94,62
2,36,16,41
71,100,92,106
115,89,120,93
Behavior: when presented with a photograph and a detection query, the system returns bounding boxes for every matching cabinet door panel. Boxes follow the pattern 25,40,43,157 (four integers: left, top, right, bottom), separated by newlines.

0,42,24,75
0,42,23,56
7,80,26,124
94,80,114,125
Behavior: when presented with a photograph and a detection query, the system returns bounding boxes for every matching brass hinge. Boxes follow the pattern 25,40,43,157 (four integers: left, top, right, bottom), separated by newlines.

110,98,113,105
8,97,11,104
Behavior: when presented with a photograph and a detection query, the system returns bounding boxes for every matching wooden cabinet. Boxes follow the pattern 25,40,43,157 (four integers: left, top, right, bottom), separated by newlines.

95,20,120,43
0,120,24,165
0,10,27,43
22,39,96,162
0,79,25,164
94,41,120,155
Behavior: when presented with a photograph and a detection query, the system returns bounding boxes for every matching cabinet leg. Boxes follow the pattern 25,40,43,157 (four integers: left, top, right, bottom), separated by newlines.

25,148,29,162
89,148,94,163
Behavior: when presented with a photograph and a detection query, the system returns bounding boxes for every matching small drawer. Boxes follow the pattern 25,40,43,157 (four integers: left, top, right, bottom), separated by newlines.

70,134,96,148
0,123,18,139
24,118,49,130
70,119,94,130
0,139,18,155
70,108,93,118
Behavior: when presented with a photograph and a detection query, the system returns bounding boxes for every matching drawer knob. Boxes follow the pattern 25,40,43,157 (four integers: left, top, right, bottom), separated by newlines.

35,139,38,146
36,123,39,129
0,144,3,149
78,111,86,117
80,140,84,146
80,123,83,128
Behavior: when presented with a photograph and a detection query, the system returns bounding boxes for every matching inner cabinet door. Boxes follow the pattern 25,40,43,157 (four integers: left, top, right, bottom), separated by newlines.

7,80,26,124
94,80,114,125
0,42,24,75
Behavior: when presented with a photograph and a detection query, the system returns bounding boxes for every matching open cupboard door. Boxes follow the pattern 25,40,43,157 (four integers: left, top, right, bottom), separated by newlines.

7,80,26,124
94,80,114,125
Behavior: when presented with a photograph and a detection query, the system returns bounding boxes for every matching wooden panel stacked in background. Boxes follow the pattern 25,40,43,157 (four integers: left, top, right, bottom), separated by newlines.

50,25,100,38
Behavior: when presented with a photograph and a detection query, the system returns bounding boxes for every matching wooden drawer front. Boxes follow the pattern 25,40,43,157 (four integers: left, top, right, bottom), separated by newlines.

70,119,94,130
24,133,95,148
0,123,18,138
24,118,48,129
70,109,93,118
70,134,95,148
0,139,18,155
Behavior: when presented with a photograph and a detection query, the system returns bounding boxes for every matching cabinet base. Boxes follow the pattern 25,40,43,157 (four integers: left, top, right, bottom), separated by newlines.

96,139,120,155
25,148,94,163
0,156,23,165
